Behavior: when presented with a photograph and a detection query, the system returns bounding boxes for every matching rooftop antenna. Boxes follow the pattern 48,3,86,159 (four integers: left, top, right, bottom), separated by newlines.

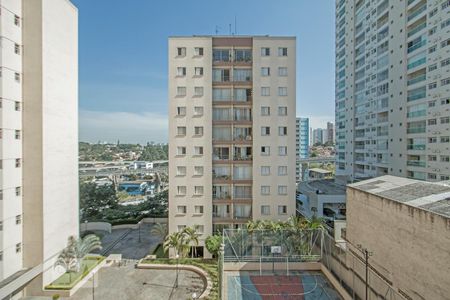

234,15,237,35
215,25,220,35
229,23,232,35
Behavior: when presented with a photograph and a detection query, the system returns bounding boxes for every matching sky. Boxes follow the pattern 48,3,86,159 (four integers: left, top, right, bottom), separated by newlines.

73,0,336,144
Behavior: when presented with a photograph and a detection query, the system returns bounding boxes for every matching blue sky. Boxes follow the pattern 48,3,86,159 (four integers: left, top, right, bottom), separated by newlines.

73,0,335,144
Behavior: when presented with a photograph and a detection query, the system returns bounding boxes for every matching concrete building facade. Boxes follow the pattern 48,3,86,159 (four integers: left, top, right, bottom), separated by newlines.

346,176,450,300
335,0,450,182
168,36,296,256
0,0,78,298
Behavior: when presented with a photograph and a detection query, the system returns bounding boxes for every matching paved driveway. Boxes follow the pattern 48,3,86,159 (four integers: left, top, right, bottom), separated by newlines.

68,263,204,300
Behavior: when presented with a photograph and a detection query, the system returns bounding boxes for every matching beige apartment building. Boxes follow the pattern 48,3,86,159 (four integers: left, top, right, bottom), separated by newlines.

168,36,296,257
335,0,450,182
0,0,78,298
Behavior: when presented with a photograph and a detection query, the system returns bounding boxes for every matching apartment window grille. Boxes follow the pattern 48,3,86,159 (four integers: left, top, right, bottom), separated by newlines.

194,126,203,136
194,87,204,96
194,166,204,176
261,166,270,176
278,146,287,156
176,166,186,176
278,205,287,214
177,147,186,155
261,48,270,56
194,67,204,76
278,47,288,56
261,87,270,96
278,87,288,96
177,47,186,56
194,186,204,195
261,186,270,195
176,87,186,96
278,107,288,116
261,127,270,136
261,205,270,215
278,67,288,76
261,106,270,116
261,67,270,76
194,106,203,116
177,67,186,76
176,106,186,116
441,117,450,124
194,47,204,56
177,206,187,214
177,186,186,196
177,126,186,136
278,166,288,176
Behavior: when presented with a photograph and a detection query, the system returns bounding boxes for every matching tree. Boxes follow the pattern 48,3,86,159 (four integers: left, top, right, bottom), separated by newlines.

150,223,168,240
80,182,118,220
183,226,199,258
71,234,102,262
163,232,187,257
205,235,222,258
55,246,78,283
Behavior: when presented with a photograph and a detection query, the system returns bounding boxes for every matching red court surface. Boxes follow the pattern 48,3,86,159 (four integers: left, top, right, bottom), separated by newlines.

250,275,305,300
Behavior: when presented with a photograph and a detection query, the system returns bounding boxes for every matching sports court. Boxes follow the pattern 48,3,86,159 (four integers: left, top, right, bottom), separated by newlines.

225,270,343,300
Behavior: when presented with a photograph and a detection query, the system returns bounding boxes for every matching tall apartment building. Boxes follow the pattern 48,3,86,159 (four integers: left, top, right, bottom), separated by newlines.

296,117,309,181
335,0,450,182
168,36,296,257
326,122,335,144
0,0,78,298
312,128,324,145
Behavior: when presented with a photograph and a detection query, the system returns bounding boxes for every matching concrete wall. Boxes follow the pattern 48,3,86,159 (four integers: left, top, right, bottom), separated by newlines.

346,187,450,300
22,0,78,294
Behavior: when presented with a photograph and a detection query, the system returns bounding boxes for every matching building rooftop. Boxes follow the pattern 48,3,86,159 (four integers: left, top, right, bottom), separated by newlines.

169,35,296,39
349,175,450,219
309,168,333,174
298,179,346,195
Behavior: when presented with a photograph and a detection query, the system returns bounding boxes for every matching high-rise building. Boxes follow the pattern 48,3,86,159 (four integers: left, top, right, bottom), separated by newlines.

0,0,78,298
312,128,324,145
296,117,309,181
168,36,296,257
335,0,450,182
326,122,335,144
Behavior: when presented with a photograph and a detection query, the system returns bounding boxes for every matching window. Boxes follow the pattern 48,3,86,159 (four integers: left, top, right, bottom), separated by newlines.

261,67,270,76
278,146,287,156
14,15,20,26
441,117,450,124
278,205,287,214
15,159,21,168
194,87,204,96
194,146,204,155
442,78,450,86
429,137,437,143
278,166,287,176
194,126,204,136
194,47,204,56
261,106,270,116
177,146,186,155
429,64,437,72
429,155,437,161
0,190,2,200
177,225,186,232
428,119,437,125
15,73,20,82
441,39,450,48
278,87,288,96
278,127,287,136
261,146,270,156
14,44,20,55
429,45,437,53
278,106,287,116
177,47,186,56
0,222,2,231
194,67,204,76
429,82,437,89
441,175,450,180
443,0,450,9
278,47,288,56
177,126,186,136
176,166,186,176
177,87,186,96
194,106,204,116
261,47,270,56
261,186,270,195
278,186,287,195
261,166,271,176
177,67,186,76
195,205,204,214
194,166,204,176
261,205,270,215
16,243,21,253
14,130,20,140
15,215,21,225
15,187,21,196
177,206,187,214
261,87,270,96
177,186,186,196
442,98,450,105
194,186,204,195
278,67,288,76
441,156,450,162
261,127,270,136
176,106,186,116
441,136,450,143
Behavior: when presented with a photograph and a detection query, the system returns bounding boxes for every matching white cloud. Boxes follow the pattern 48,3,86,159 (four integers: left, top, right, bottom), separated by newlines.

79,110,168,144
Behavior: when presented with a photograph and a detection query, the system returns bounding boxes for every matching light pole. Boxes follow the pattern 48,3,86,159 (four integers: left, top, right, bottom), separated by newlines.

357,244,373,300
85,220,88,233
138,220,142,243
192,292,198,299
175,254,179,288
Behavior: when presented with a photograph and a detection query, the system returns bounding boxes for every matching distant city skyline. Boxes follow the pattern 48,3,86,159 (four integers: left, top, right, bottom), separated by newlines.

73,0,335,144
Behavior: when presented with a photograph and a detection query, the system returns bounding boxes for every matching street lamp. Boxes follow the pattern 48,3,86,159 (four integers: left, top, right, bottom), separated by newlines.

357,244,373,300
175,254,179,288
84,220,88,232
192,292,198,299
138,220,142,243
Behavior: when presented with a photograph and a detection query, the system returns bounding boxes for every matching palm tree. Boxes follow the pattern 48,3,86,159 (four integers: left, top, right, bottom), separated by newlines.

151,223,168,241
183,226,199,258
55,247,78,283
73,235,102,263
164,231,190,257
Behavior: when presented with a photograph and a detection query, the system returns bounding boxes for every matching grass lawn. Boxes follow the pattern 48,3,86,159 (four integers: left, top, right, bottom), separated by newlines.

141,258,219,300
46,256,105,290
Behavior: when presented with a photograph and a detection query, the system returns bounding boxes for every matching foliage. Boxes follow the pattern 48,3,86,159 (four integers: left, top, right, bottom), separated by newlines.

139,143,169,161
163,226,199,258
79,142,168,162
152,243,168,258
70,234,103,261
205,235,222,258
150,223,168,240
80,182,118,220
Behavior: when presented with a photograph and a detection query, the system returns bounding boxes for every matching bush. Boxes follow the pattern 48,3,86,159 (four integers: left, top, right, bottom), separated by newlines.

52,295,60,300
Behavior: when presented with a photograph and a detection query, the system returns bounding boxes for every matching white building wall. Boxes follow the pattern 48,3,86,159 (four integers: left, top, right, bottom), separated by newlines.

0,0,23,281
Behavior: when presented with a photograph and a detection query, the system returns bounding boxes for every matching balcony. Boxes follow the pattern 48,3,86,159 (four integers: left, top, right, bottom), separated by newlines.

407,3,426,22
407,160,426,167
407,144,425,150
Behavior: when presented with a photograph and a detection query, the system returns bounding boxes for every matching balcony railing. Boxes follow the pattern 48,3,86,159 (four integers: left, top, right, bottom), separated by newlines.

233,155,252,161
213,174,231,180
407,4,426,22
407,74,426,86
407,144,425,150
233,135,252,142
407,160,426,167
407,127,426,134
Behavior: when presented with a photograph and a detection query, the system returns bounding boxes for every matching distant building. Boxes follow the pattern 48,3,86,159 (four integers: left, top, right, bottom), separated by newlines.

296,117,309,181
312,128,323,145
346,176,450,299
326,122,334,144
296,179,346,221
308,168,333,180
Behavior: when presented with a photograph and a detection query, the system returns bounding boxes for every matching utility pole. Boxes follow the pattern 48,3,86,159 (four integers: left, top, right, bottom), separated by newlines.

357,244,373,300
